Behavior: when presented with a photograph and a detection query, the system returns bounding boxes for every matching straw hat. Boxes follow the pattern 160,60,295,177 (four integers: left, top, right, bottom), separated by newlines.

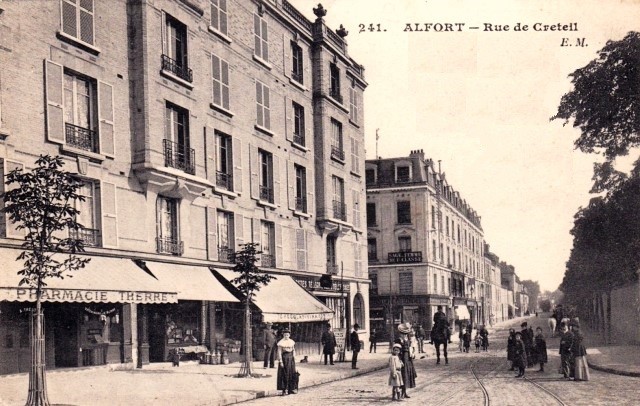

392,343,402,350
397,323,411,334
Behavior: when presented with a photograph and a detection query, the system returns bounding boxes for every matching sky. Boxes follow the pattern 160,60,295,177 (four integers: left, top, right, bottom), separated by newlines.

289,0,640,291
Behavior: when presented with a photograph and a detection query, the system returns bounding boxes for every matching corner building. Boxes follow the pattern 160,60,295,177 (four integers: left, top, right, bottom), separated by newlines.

0,0,368,374
366,150,484,341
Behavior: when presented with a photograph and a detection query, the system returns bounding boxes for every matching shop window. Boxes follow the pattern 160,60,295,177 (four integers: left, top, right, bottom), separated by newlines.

353,293,364,328
165,302,201,345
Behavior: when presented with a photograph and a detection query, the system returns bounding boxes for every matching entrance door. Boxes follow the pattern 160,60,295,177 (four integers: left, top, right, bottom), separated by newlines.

53,308,79,368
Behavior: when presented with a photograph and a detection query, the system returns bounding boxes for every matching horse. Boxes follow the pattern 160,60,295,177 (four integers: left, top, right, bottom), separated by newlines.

548,317,557,337
431,324,449,365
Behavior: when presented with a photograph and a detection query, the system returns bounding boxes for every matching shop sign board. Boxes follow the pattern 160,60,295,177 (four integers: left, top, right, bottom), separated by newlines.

262,312,333,323
0,287,178,304
333,328,347,353
293,276,351,293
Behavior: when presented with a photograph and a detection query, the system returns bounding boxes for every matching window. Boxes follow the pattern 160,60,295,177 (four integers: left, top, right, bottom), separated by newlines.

370,273,378,295
365,169,376,185
329,63,341,103
367,238,377,261
211,54,230,110
447,247,450,265
440,243,444,262
399,272,413,295
61,0,95,45
291,41,304,84
398,236,411,253
457,225,461,243
256,81,271,130
432,240,437,260
217,210,234,262
210,0,228,36
349,85,359,123
452,249,456,267
433,274,438,294
64,71,97,152
431,206,436,229
156,196,182,255
259,149,273,203
396,166,410,182
162,14,192,83
330,119,344,161
72,181,100,247
164,103,194,174
366,202,376,227
294,164,307,212
332,176,346,221
254,13,268,62
292,102,305,146
260,220,275,267
446,216,450,236
215,131,233,190
353,293,365,327
397,201,411,224
441,275,445,294
326,236,337,274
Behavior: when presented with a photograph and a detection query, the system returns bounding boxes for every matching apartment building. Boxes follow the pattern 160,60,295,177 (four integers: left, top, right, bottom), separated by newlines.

0,0,368,374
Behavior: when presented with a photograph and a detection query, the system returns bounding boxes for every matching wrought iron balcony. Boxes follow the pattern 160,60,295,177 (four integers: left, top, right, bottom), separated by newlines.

260,185,274,203
65,123,97,153
293,133,305,146
295,196,307,212
326,263,339,275
163,139,195,175
161,54,193,83
70,227,100,247
330,146,345,161
330,89,343,104
156,237,184,255
218,246,234,263
261,254,275,268
216,171,233,191
332,200,346,221
388,251,423,264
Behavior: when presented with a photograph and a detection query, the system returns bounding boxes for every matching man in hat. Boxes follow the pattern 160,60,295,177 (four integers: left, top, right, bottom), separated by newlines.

350,324,361,369
321,323,337,365
263,322,277,368
520,322,533,367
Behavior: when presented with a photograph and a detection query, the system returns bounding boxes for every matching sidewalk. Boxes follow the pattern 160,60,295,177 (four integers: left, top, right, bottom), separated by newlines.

0,349,403,406
580,323,640,377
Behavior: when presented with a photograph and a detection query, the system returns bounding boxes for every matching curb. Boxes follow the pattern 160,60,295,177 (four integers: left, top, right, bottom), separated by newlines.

226,363,388,405
588,362,640,378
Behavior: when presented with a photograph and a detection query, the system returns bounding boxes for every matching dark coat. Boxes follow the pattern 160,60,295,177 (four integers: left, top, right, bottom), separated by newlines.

570,329,587,357
263,328,276,347
559,330,574,355
394,338,416,388
350,331,361,352
321,331,337,355
534,333,548,363
513,339,527,368
507,333,516,361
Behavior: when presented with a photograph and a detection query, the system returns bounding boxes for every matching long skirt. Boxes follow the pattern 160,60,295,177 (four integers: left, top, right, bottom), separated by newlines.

573,356,590,381
400,357,416,389
277,352,298,393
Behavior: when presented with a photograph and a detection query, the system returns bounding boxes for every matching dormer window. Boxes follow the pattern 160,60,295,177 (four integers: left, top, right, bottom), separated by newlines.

365,168,376,185
396,165,411,183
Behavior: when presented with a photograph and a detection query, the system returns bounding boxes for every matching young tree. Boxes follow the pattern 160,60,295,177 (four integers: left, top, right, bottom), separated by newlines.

231,242,275,377
2,155,90,406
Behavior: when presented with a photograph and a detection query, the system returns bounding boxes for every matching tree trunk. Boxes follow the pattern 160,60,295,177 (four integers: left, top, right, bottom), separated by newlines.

26,297,50,406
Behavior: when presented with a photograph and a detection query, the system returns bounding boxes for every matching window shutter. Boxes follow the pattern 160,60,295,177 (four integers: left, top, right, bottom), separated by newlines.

296,229,307,270
304,108,312,148
287,160,295,210
98,80,115,157
61,0,77,38
234,213,244,250
232,137,242,194
212,54,221,106
161,11,167,55
100,181,118,248
2,161,24,239
205,127,216,184
262,19,269,61
282,227,294,269
273,154,281,206
252,218,260,245
283,35,290,78
352,189,360,229
306,172,314,216
44,60,65,144
284,97,292,142
275,223,283,268
79,0,95,45
221,59,230,110
249,144,259,199
302,44,310,87
206,206,218,261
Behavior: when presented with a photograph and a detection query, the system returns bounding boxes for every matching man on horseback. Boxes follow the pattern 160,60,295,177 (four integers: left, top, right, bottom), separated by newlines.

430,305,451,365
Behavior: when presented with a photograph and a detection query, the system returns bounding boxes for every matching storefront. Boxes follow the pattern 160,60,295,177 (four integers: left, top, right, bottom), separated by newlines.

0,252,177,375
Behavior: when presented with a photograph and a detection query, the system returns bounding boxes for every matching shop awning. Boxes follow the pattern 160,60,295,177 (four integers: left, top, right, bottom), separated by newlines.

214,269,334,323
454,305,471,320
138,260,238,302
0,249,177,304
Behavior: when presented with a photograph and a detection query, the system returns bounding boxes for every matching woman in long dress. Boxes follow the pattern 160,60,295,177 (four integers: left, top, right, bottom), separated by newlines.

571,322,590,381
277,329,298,395
395,323,417,399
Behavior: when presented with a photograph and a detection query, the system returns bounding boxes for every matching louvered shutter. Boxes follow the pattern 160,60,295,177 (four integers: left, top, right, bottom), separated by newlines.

205,127,216,184
101,181,118,248
234,213,244,250
45,60,65,144
287,160,295,210
273,154,280,206
98,80,115,157
207,207,218,261
296,229,307,271
252,218,260,245
275,223,283,267
283,34,290,78
232,137,242,194
61,0,77,38
249,144,259,199
284,97,292,142
79,0,94,45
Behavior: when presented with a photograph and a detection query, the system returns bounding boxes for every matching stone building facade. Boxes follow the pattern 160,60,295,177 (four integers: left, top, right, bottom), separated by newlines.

0,0,368,374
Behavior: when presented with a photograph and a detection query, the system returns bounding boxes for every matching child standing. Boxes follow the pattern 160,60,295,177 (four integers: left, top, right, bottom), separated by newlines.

534,327,548,372
462,328,471,353
388,344,404,401
474,331,481,353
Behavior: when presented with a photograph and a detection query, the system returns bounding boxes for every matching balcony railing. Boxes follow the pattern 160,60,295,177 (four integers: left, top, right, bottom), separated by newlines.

326,263,339,275
282,0,312,30
218,246,234,263
161,54,193,83
295,196,307,212
156,237,184,255
332,200,346,221
330,89,343,104
260,185,274,203
388,251,423,264
70,227,100,247
261,254,275,268
293,133,305,146
216,171,233,191
65,123,97,153
163,139,195,175
330,146,345,161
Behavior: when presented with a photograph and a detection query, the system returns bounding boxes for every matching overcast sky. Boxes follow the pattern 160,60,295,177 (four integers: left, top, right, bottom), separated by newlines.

290,0,640,291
